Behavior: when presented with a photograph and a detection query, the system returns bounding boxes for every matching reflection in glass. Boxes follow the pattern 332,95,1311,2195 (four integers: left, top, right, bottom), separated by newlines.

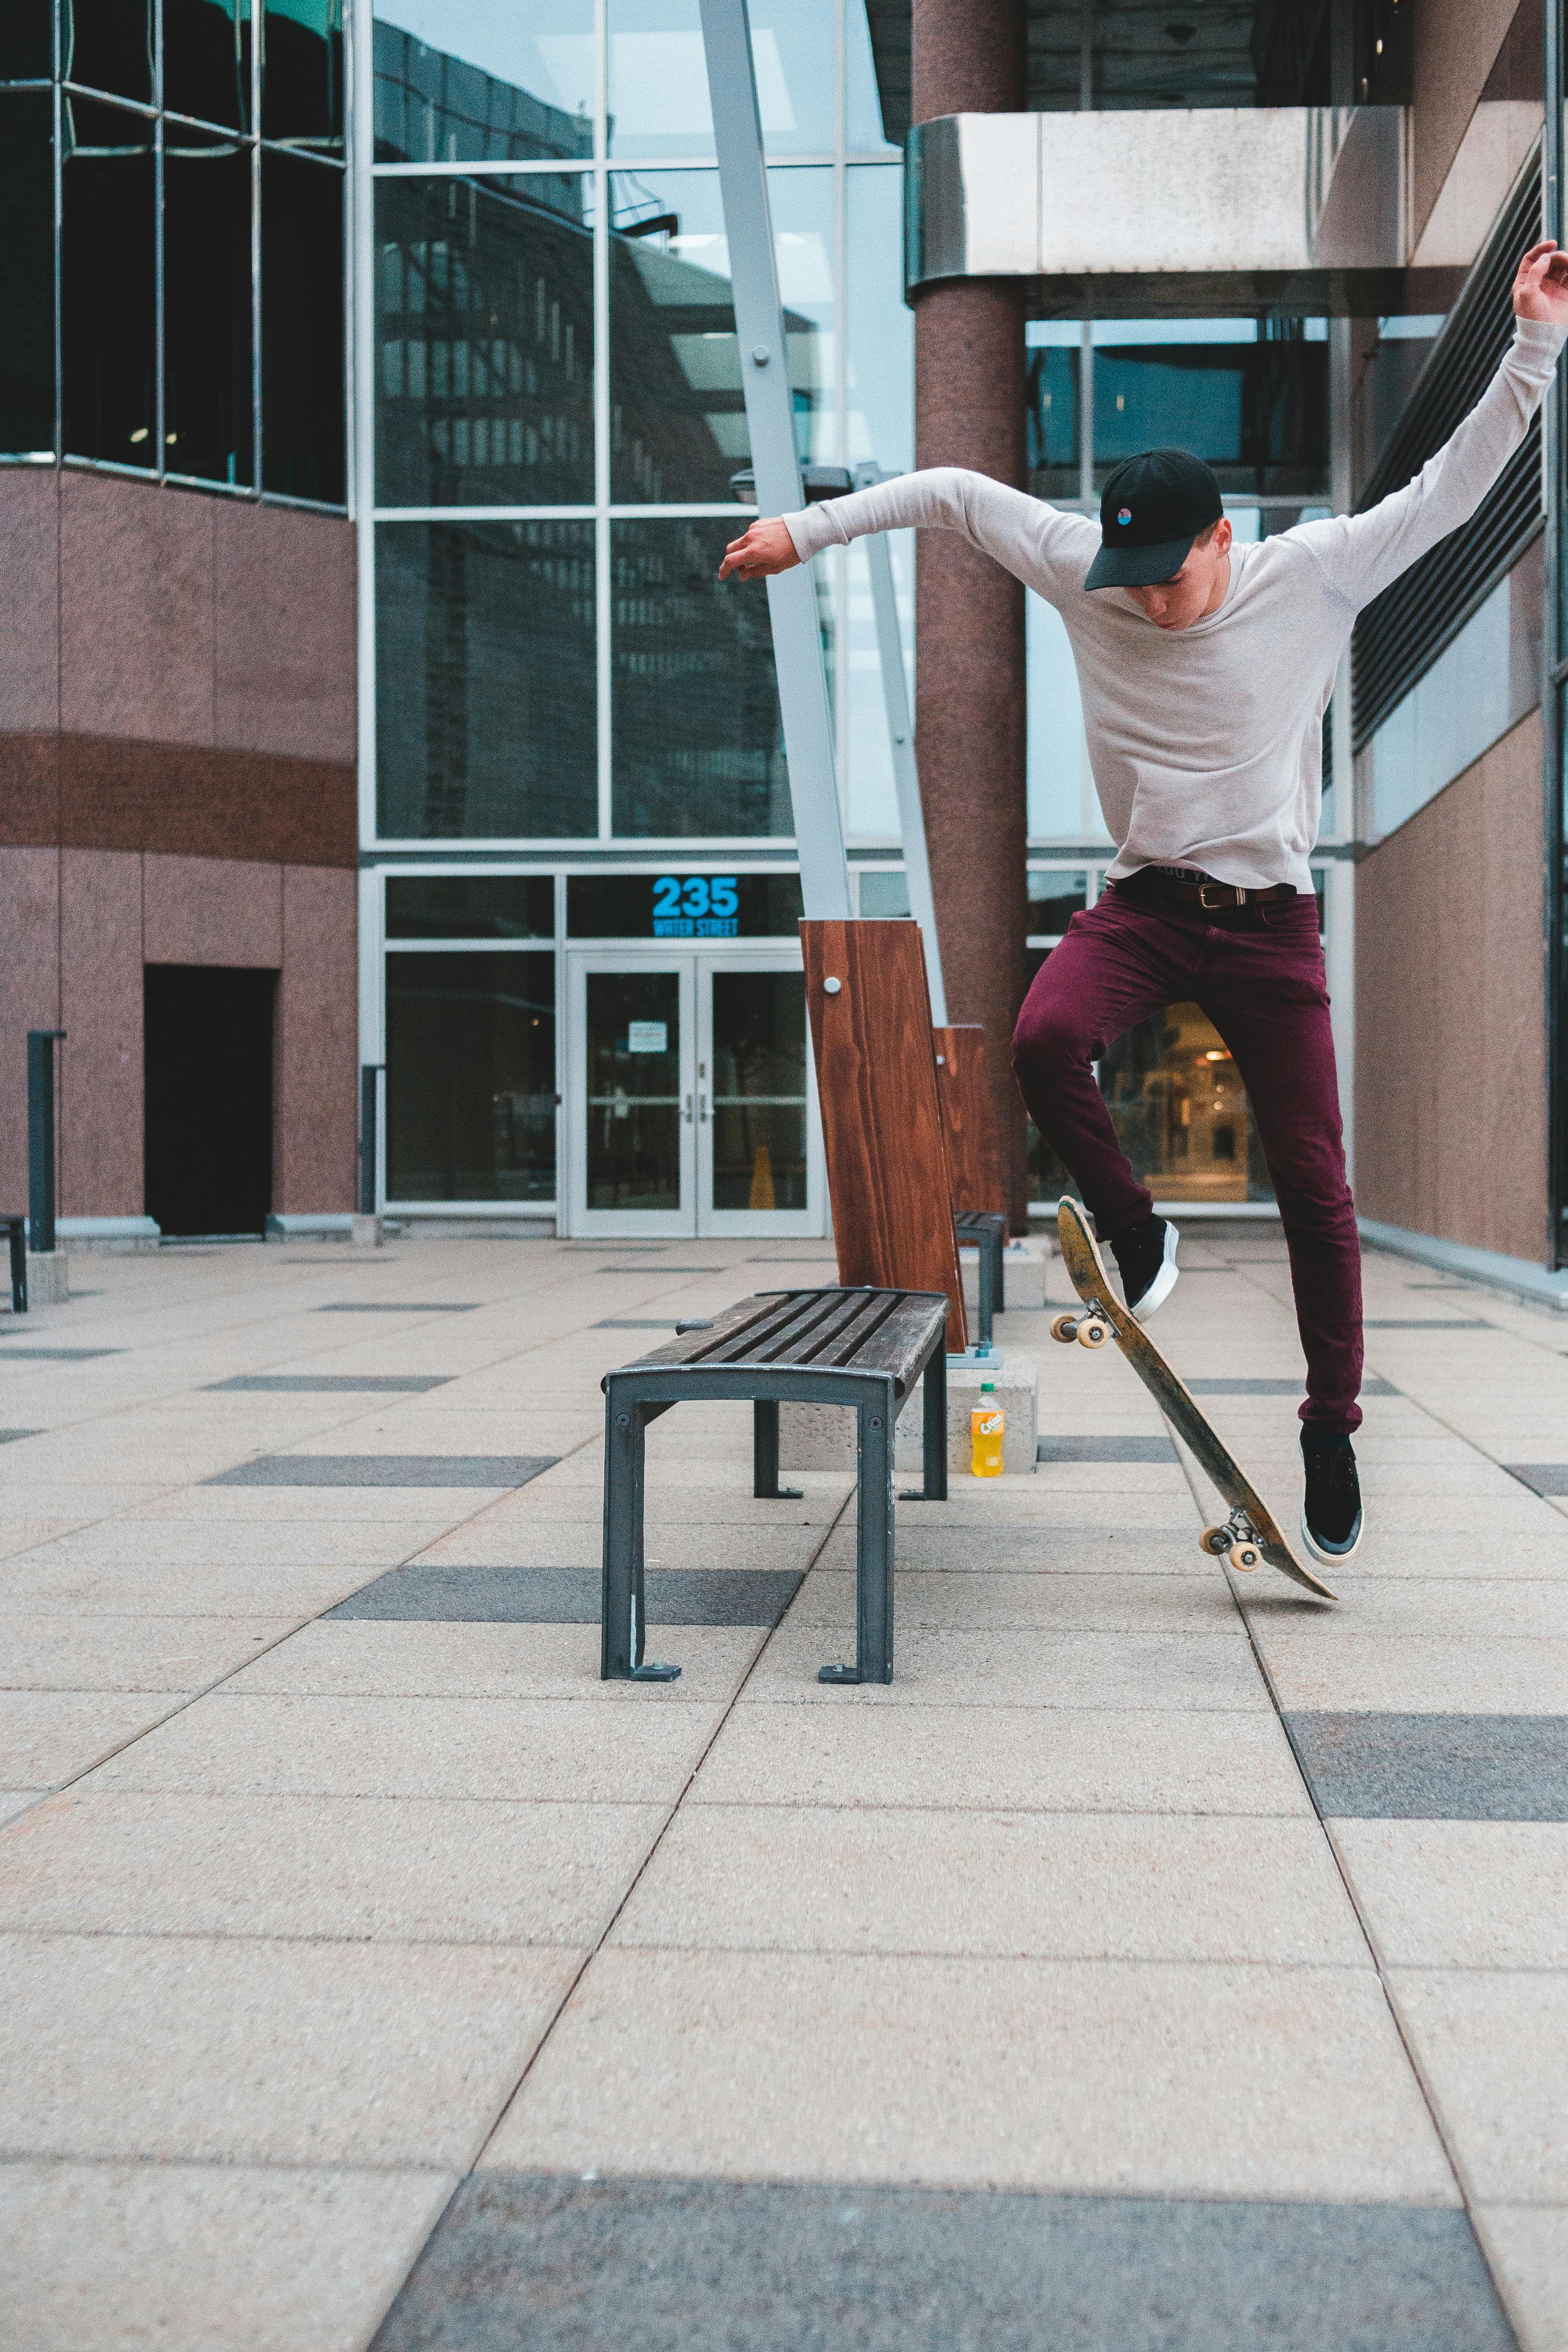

164,128,254,484
0,93,55,455
608,0,833,159
164,0,252,131
62,0,153,104
377,521,597,840
859,871,910,917
377,175,593,508
567,872,803,936
845,0,897,153
612,520,790,838
373,4,592,165
260,150,344,500
710,970,807,1210
1026,324,1080,500
260,0,342,147
1100,1005,1271,1205
386,950,557,1201
1092,319,1328,498
386,874,556,940
61,98,156,467
1027,871,1088,936
586,970,683,1211
845,164,910,471
0,3,53,80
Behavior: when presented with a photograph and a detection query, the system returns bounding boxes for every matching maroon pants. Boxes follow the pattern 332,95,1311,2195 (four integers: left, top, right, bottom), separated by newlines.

1011,883,1363,1431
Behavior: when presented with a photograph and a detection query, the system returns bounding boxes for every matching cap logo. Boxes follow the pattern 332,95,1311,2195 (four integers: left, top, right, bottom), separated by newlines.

1117,506,1132,526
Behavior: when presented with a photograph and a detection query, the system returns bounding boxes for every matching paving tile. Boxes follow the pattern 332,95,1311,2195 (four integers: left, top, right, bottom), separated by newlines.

1474,2205,1568,2352
90,1692,727,1802
0,1791,42,1827
1241,1583,1568,1638
612,1807,1366,1964
1279,1721,1568,1825
1036,1435,1179,1463
315,1302,481,1313
1262,1640,1568,1715
226,1620,763,1701
205,1374,456,1392
330,1562,805,1626
0,1614,296,1692
12,1518,453,1568
1507,1466,1568,1498
793,1570,1234,1633
378,2177,1510,2352
0,1931,579,2168
205,1454,557,1488
0,1790,663,1944
1392,1970,1568,2202
1333,1822,1568,1966
417,1521,838,1568
692,1704,1315,1814
0,2161,453,2352
814,1523,1215,1576
0,1556,401,1619
745,1621,1265,1709
1189,1376,1400,1397
484,1948,1455,2202
0,1692,190,1788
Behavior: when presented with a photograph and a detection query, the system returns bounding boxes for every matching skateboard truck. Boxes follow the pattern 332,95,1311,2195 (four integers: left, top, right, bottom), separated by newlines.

1200,1509,1264,1574
1050,1308,1111,1350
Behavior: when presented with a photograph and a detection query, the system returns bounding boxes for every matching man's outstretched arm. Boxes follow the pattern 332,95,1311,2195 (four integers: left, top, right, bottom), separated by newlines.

717,467,1090,600
1298,242,1568,612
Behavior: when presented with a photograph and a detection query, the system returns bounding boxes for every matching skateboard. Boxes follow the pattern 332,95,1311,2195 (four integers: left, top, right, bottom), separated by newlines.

1051,1199,1336,1601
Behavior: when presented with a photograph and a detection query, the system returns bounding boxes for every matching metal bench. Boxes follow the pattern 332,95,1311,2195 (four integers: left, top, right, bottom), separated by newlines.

601,1285,950,1689
954,1208,1007,1348
0,1217,26,1314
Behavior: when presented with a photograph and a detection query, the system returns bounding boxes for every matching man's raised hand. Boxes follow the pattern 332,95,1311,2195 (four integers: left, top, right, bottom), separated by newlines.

1513,240,1568,325
718,518,801,582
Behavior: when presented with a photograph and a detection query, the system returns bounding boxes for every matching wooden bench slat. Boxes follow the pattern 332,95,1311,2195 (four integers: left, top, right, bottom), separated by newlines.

620,1292,797,1372
704,1286,867,1366
783,1288,905,1368
837,1294,950,1386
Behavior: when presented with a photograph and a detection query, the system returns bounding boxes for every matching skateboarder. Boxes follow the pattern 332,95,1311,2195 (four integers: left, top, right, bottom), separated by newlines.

719,242,1568,1566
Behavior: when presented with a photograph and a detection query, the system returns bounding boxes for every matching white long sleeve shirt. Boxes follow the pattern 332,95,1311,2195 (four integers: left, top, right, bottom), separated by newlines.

783,316,1566,890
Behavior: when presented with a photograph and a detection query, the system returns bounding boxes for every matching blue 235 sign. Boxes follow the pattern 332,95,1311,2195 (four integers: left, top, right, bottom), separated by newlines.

651,876,739,919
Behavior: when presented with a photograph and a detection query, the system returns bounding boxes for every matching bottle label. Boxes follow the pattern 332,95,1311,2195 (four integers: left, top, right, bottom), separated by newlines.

974,1412,1002,1435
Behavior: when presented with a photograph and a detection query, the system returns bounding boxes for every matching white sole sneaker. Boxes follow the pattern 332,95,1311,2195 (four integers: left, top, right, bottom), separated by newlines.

1131,1220,1181,1323
1300,1507,1364,1566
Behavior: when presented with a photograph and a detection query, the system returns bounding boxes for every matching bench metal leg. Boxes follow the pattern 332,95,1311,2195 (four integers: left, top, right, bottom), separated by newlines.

821,1381,894,1686
899,1341,948,1502
995,1233,1006,1315
8,1225,25,1316
752,1398,802,1500
602,1391,680,1682
975,1233,996,1348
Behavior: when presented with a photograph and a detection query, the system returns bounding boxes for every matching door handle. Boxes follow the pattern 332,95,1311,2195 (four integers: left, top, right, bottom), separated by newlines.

683,1094,694,1124
698,1092,709,1123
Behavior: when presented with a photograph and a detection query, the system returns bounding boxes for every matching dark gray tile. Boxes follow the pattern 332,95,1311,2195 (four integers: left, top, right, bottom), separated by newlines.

0,1430,40,1444
372,2177,1513,2352
597,1265,726,1274
204,1375,455,1393
0,1347,121,1361
593,1320,682,1330
1286,1712,1568,1820
204,1455,557,1489
1188,1376,1398,1398
1503,1465,1568,1498
747,1258,840,1266
315,1302,481,1314
1038,1435,1177,1464
329,1563,803,1626
1363,1319,1491,1331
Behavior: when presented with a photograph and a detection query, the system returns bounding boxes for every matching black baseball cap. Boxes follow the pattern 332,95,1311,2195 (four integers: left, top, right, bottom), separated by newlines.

1084,448,1224,591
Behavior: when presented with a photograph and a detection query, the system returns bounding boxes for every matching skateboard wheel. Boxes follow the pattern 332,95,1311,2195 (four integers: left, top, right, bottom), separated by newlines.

1228,1540,1262,1572
1049,1312,1078,1344
1077,1318,1109,1350
1200,1524,1231,1557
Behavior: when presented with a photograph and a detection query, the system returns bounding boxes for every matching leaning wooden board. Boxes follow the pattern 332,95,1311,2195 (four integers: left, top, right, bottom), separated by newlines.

1053,1198,1335,1602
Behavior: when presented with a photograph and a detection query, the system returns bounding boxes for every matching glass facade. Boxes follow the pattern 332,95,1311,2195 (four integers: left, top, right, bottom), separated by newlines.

1,0,345,497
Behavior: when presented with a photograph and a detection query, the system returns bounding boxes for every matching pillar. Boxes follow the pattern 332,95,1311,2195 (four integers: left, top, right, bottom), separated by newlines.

911,0,1031,1227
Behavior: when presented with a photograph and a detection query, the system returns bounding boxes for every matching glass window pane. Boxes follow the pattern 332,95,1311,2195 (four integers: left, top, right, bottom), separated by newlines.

61,97,156,467
608,0,833,159
377,520,597,840
710,969,807,1210
386,874,555,938
1026,328,1080,500
373,2,592,167
1091,318,1328,499
376,173,593,508
612,518,790,838
386,949,557,1201
260,149,344,501
585,970,683,1210
845,164,911,473
567,871,802,935
260,0,342,147
845,0,897,154
164,127,254,485
63,0,153,104
164,0,253,130
859,871,910,917
0,3,52,80
1100,1005,1272,1206
771,165,833,467
0,92,55,456
1027,870,1087,935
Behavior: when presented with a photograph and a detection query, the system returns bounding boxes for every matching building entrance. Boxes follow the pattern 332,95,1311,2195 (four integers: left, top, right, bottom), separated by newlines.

144,965,276,1238
563,949,820,1237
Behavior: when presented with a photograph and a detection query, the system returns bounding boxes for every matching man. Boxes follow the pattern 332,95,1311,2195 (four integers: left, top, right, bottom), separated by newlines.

719,244,1568,1566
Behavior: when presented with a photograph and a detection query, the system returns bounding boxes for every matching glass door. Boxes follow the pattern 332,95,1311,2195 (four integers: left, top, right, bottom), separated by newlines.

697,955,818,1237
567,956,695,1236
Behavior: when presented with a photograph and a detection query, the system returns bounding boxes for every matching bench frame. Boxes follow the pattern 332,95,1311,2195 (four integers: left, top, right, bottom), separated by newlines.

955,1208,1007,1348
601,1287,949,1687
0,1217,26,1314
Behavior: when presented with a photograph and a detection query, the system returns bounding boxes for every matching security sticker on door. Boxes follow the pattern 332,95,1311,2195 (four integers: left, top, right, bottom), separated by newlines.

626,1021,668,1054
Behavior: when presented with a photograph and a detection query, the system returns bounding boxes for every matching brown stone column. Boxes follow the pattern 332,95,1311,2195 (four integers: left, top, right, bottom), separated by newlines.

911,0,1031,1227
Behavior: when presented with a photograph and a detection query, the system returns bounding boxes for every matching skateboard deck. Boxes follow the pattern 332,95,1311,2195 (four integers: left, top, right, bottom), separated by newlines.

1053,1199,1335,1602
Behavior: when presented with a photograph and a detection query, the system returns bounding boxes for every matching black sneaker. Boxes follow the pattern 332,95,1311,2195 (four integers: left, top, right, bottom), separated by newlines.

1105,1214,1180,1322
1301,1427,1363,1564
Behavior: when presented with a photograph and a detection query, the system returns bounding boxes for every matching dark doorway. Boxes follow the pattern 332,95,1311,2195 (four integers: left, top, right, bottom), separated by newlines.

144,965,276,1238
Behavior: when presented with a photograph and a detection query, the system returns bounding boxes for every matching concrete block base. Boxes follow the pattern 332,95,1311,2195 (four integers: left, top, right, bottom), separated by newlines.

781,1352,1037,1477
24,1251,69,1304
352,1215,384,1250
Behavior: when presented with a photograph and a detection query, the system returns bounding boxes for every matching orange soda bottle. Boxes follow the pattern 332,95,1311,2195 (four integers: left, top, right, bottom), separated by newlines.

970,1380,1004,1477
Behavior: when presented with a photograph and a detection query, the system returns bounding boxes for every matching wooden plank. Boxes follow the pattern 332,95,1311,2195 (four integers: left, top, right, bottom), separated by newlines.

933,1024,1007,1217
800,919,967,1352
845,1294,950,1387
624,1293,791,1370
708,1287,867,1366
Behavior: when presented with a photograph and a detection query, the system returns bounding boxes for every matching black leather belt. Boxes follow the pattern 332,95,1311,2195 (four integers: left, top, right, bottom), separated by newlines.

1115,868,1298,911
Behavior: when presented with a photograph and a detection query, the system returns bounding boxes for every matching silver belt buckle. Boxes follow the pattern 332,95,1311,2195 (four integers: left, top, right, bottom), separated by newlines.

1199,882,1236,910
